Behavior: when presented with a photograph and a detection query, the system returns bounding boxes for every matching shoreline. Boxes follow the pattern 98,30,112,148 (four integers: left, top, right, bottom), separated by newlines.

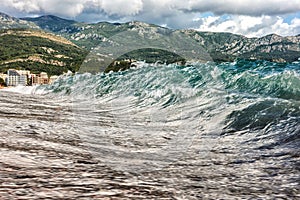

0,86,16,89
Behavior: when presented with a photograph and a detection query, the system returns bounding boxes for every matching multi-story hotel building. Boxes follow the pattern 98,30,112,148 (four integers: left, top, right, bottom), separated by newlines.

6,69,30,86
4,69,59,86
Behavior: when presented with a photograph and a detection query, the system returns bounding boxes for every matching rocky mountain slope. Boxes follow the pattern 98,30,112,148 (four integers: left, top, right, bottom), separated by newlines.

0,12,38,29
21,15,78,33
183,30,300,62
23,15,300,63
0,29,87,76
0,11,297,74
24,15,136,49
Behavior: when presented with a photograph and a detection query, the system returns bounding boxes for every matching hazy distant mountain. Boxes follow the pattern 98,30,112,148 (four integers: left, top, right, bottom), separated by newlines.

0,29,87,76
0,12,39,29
183,30,300,62
21,15,78,33
1,12,299,70
22,15,300,63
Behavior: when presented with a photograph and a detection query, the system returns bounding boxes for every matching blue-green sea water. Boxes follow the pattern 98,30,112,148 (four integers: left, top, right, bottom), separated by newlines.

45,60,300,151
1,60,299,199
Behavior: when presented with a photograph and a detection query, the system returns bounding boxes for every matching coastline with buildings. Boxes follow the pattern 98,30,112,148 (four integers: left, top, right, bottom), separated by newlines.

0,69,59,88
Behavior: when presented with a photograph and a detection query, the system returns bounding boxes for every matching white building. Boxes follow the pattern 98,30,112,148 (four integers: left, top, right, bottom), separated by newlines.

7,69,29,86
37,72,49,85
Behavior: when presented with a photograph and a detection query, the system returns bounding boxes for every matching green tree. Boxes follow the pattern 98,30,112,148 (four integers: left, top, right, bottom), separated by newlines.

0,77,6,86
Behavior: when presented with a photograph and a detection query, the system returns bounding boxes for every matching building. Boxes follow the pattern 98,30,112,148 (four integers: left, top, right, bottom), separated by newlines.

28,72,50,85
29,74,38,85
5,69,57,86
37,72,49,85
6,69,29,86
40,72,48,79
49,75,59,84
17,70,31,77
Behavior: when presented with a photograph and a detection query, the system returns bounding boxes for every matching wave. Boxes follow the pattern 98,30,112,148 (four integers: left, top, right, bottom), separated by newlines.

36,60,300,155
1,85,40,95
220,60,300,101
41,60,300,100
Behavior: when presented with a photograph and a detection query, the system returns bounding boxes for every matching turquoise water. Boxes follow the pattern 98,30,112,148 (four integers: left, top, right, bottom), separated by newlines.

42,60,300,151
31,59,300,197
44,60,300,133
1,59,299,198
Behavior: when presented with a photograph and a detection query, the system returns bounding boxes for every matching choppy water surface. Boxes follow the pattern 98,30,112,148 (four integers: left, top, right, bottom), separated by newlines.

0,60,299,199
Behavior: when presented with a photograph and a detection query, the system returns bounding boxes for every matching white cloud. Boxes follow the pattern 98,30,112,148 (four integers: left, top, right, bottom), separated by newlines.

196,15,300,37
100,0,143,16
1,0,86,17
291,18,300,27
2,0,300,17
0,0,299,37
185,0,300,16
0,0,143,17
2,0,39,13
40,0,85,17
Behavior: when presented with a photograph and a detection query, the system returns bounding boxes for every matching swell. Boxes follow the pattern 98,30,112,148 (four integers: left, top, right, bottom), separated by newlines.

221,61,300,101
41,61,300,100
37,60,300,150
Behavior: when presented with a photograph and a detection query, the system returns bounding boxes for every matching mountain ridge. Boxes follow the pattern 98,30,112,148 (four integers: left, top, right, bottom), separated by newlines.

23,14,300,63
21,15,78,33
0,12,39,29
1,12,300,65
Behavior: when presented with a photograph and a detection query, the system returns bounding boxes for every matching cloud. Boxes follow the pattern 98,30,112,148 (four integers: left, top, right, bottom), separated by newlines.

196,15,300,37
100,0,143,16
0,0,299,37
184,0,300,16
0,0,143,17
1,0,86,17
2,0,300,17
2,0,39,13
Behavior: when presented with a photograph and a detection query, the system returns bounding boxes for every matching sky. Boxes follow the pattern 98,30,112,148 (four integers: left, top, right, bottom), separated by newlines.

1,0,300,37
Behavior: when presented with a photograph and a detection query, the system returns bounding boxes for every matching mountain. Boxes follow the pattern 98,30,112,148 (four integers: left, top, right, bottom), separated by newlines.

22,15,300,63
0,12,39,29
0,12,299,74
183,31,300,62
21,15,78,33
23,16,135,49
0,29,87,76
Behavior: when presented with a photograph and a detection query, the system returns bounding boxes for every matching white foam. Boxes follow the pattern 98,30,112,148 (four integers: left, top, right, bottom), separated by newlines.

1,85,40,95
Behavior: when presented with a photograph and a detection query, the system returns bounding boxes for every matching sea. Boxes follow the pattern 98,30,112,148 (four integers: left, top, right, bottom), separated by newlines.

0,60,299,199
